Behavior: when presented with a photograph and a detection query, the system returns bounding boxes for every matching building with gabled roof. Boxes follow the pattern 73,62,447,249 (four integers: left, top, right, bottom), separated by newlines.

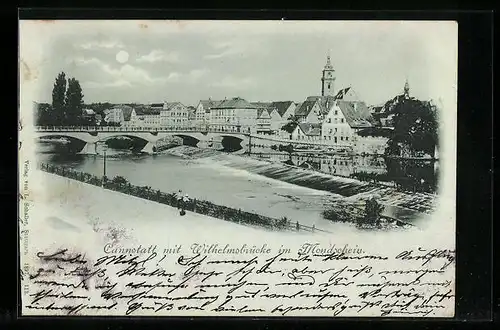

129,105,162,127
161,101,190,127
256,108,272,134
270,101,295,118
295,99,323,124
208,97,259,133
104,107,125,125
266,101,297,136
321,99,378,146
195,99,223,129
291,122,322,141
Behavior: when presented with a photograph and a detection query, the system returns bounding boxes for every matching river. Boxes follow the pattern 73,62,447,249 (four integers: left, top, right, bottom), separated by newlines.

36,142,437,231
36,145,355,232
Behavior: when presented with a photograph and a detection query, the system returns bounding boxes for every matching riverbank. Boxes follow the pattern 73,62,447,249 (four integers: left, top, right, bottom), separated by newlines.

31,170,325,242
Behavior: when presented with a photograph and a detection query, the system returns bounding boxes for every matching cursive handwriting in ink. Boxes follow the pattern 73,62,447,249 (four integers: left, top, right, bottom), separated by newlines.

395,248,455,270
24,244,456,317
37,249,87,264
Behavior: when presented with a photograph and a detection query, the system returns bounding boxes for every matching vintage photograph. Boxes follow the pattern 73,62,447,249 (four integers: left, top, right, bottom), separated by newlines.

19,20,457,317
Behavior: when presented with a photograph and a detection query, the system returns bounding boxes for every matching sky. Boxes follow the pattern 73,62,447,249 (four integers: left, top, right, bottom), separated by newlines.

20,20,457,107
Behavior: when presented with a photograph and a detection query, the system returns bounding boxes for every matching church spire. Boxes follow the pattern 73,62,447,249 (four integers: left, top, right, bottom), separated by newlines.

321,53,336,97
403,78,410,97
325,54,333,70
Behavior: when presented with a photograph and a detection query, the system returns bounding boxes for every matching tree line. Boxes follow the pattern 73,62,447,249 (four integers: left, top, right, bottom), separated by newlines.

34,72,123,127
36,72,88,126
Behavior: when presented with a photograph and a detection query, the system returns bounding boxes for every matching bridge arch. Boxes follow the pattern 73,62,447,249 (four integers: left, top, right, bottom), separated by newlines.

34,127,249,154
172,134,201,147
95,134,150,152
36,134,88,153
218,135,244,152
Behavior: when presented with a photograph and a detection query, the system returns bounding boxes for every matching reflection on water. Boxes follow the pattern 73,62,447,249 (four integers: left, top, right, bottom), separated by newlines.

251,152,438,193
36,142,439,194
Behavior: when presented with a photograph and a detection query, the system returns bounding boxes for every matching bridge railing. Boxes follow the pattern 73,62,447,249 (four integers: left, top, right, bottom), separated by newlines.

34,126,352,150
34,125,248,134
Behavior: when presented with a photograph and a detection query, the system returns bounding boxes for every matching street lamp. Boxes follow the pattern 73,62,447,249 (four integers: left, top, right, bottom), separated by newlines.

103,144,107,180
97,142,108,187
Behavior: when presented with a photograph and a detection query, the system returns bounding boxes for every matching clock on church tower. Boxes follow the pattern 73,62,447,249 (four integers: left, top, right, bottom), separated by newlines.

321,55,336,97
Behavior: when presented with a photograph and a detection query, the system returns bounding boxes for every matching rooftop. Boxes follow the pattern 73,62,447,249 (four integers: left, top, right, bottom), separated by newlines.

163,102,186,111
270,101,294,117
257,108,271,118
336,100,377,128
297,122,322,136
134,106,161,116
212,97,257,109
295,100,318,117
200,99,223,112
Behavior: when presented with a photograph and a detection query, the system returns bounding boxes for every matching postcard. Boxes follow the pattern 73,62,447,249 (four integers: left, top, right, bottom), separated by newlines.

18,20,457,317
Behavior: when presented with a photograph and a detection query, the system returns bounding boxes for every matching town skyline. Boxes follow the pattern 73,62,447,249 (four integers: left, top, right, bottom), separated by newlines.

21,20,457,107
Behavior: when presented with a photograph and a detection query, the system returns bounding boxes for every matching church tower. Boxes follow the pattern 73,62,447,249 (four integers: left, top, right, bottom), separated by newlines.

403,78,410,98
321,55,336,97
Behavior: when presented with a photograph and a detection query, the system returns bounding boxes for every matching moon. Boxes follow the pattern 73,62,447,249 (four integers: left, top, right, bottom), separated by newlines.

116,50,129,64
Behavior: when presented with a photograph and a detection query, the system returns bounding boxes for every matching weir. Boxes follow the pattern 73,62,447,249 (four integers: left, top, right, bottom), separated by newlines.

141,142,156,154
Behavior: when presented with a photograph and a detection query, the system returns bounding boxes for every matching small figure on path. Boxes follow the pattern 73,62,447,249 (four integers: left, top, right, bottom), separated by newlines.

175,190,183,210
180,193,190,216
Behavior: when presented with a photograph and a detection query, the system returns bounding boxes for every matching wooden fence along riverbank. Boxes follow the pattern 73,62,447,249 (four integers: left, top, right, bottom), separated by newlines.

37,163,332,234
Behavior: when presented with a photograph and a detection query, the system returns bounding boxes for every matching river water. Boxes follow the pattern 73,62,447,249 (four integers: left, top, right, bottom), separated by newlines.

36,144,354,232
36,142,437,231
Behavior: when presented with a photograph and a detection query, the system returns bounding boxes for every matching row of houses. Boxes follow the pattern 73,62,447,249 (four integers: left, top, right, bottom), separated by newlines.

93,84,395,154
102,97,296,135
101,102,195,128
77,56,414,154
195,98,296,136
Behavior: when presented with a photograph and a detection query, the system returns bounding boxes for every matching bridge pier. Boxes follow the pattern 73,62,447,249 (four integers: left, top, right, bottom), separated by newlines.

196,140,209,149
78,142,97,155
141,142,156,154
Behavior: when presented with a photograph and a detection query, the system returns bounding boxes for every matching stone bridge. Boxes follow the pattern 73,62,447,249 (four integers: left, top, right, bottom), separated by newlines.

34,126,250,154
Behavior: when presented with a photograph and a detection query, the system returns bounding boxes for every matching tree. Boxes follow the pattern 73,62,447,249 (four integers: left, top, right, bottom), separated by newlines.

87,102,113,126
51,72,67,126
363,197,385,226
112,176,128,186
34,102,54,126
65,77,85,125
386,98,438,157
281,115,300,134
